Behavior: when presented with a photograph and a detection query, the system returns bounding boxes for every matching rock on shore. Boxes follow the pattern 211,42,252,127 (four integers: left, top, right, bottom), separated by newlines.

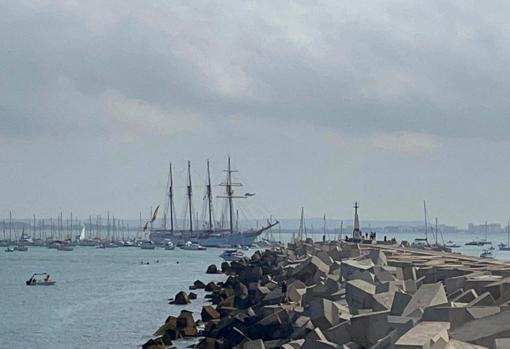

146,240,510,348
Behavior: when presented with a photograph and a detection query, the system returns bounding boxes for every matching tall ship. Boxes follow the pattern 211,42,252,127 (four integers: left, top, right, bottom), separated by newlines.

149,157,278,247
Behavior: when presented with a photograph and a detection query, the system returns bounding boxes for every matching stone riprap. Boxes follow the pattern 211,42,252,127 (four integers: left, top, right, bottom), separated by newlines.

144,240,510,349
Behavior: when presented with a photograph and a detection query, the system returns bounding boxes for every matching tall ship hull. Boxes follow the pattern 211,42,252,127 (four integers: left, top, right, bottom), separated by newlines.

150,223,277,247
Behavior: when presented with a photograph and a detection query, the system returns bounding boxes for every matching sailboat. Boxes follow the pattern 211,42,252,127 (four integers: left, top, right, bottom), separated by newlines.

466,221,492,246
56,213,73,251
499,221,510,251
14,228,29,251
149,158,279,247
78,220,99,246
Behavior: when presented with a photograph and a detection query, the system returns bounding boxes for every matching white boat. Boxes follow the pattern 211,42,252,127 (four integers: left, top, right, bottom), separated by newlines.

26,273,56,286
445,240,460,248
164,241,175,250
480,249,493,258
5,246,15,252
220,249,245,261
180,241,206,251
139,240,156,250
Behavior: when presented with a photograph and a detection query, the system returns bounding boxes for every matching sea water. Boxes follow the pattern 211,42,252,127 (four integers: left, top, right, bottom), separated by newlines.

0,247,224,349
2,231,510,348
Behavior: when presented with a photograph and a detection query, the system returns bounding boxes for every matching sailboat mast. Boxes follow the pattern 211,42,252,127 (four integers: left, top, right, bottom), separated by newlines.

206,160,213,231
435,217,438,245
423,200,429,244
187,161,193,232
9,211,12,241
139,211,142,238
227,157,234,234
169,162,174,232
485,220,488,242
507,220,509,246
298,207,304,241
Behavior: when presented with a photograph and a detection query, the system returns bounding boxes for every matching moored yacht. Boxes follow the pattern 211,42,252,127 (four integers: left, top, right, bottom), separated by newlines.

139,240,156,250
220,249,245,261
180,241,206,251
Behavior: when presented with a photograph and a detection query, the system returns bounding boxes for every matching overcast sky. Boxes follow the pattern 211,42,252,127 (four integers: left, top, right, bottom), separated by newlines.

2,1,510,227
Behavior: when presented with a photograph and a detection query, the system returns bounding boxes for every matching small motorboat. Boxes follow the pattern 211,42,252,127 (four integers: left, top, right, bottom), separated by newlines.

14,245,28,252
180,241,206,251
220,249,245,261
164,241,175,250
465,240,485,246
139,240,156,250
480,249,493,259
26,273,56,286
445,240,460,248
5,246,15,253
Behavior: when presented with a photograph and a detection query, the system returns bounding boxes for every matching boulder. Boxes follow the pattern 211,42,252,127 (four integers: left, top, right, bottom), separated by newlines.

206,264,219,274
189,292,197,300
201,305,220,322
170,291,190,305
191,280,206,289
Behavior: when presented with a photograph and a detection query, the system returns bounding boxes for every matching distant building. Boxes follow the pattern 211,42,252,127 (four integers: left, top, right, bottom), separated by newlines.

467,223,502,235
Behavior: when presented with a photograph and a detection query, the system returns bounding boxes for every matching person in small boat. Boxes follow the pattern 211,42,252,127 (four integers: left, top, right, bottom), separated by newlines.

45,274,50,282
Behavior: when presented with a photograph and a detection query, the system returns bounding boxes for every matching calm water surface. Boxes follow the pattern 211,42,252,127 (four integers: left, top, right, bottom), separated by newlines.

2,231,510,348
0,247,225,349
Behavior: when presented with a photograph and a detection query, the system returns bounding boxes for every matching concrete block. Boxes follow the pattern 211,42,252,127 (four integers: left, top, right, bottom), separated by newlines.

450,310,510,347
391,291,412,316
402,283,448,317
494,338,510,349
368,249,387,266
445,339,489,348
323,321,351,345
395,321,450,349
243,339,266,349
302,339,339,349
466,292,495,307
452,289,478,303
341,259,375,281
309,298,340,330
350,310,390,347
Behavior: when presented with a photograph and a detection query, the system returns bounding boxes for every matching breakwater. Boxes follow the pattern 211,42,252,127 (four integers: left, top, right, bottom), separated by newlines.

144,241,510,348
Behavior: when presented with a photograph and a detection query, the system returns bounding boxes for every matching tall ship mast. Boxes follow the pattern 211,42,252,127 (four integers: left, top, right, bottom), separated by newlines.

149,157,278,247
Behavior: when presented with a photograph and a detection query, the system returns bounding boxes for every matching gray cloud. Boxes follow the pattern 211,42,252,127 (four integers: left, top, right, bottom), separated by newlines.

2,1,510,141
2,1,510,224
